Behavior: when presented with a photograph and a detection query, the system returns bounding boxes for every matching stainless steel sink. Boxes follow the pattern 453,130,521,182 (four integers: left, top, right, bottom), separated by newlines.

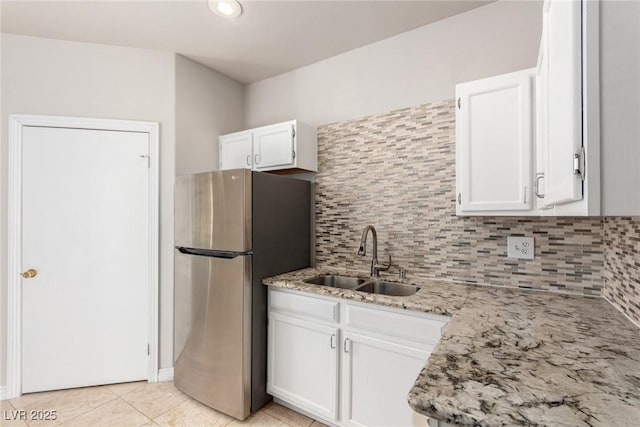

304,275,367,289
355,281,421,296
305,275,421,297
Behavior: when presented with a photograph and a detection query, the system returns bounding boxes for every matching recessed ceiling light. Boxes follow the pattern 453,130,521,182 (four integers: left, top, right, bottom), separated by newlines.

208,0,243,18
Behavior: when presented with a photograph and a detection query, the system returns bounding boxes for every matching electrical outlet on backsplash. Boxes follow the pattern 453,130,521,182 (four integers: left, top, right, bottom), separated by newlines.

313,99,640,327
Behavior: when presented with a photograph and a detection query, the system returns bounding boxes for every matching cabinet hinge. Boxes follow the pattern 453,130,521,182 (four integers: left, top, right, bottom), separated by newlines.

292,125,296,139
147,343,150,355
292,150,296,160
573,147,585,181
457,193,461,205
457,97,461,109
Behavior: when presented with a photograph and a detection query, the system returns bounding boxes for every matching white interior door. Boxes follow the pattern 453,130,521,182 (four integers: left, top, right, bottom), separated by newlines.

21,126,150,393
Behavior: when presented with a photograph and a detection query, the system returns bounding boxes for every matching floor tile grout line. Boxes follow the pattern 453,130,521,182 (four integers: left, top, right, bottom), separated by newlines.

264,412,299,427
52,394,120,427
263,404,314,427
115,396,154,426
20,392,119,427
107,382,149,399
147,393,190,423
265,411,312,427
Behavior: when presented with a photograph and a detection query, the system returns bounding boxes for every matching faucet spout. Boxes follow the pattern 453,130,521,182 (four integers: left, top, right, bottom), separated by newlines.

358,225,379,277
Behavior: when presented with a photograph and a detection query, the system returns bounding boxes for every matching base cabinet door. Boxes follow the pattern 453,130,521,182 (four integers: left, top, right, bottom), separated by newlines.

341,332,431,427
267,313,339,421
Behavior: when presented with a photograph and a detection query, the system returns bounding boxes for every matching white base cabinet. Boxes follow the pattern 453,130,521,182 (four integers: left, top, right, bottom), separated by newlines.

268,313,339,420
267,288,449,427
219,120,317,173
341,332,430,427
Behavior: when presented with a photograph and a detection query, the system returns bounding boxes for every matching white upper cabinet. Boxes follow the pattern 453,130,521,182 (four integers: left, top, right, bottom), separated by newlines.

220,120,317,173
457,0,640,216
456,69,534,215
538,0,584,208
253,122,295,170
219,131,252,170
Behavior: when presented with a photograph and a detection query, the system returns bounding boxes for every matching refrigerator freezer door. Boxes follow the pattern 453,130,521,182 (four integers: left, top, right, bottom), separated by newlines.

175,169,251,252
174,250,252,420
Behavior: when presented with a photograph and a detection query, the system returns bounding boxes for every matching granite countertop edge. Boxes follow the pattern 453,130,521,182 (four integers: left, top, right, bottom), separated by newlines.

263,267,640,427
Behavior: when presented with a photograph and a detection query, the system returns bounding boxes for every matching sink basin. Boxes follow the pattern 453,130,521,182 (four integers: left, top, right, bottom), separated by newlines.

305,275,367,289
356,281,421,297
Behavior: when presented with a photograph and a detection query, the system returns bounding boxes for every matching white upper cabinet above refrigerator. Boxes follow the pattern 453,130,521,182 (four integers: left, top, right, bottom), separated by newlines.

219,120,317,173
455,69,534,215
219,131,253,170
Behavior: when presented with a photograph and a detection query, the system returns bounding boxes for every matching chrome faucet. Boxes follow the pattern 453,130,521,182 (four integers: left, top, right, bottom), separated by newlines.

357,225,391,277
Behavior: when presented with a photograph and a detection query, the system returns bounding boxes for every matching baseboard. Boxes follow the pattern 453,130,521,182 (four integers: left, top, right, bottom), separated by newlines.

157,368,174,382
0,385,8,400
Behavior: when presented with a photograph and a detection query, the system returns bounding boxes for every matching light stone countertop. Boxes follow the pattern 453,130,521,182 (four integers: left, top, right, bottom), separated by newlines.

263,267,640,427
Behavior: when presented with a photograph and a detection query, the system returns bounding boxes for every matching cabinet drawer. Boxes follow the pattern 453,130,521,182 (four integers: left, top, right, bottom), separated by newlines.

345,304,447,347
269,289,339,323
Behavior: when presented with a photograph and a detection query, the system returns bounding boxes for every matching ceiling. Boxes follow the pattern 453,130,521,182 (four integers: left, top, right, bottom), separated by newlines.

0,1,492,84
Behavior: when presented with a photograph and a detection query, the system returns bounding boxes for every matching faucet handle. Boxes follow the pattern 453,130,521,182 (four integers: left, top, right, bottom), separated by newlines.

374,254,392,273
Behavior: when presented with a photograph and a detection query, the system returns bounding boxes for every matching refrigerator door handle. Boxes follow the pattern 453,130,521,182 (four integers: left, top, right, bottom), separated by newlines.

177,247,253,259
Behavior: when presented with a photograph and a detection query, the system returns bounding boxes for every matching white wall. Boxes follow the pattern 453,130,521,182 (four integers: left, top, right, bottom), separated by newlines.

175,55,244,175
600,0,640,215
0,34,177,384
244,0,542,128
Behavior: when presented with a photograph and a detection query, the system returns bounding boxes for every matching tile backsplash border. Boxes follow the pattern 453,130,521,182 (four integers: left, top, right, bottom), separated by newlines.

314,99,608,296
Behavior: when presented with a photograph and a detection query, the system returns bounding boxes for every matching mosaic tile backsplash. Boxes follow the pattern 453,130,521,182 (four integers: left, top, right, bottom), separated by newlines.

604,217,640,324
315,99,608,296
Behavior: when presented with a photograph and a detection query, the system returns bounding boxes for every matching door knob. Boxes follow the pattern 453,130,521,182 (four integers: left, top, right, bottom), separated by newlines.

21,269,37,279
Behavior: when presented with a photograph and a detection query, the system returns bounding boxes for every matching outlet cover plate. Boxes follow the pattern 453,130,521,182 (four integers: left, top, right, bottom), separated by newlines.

507,236,534,260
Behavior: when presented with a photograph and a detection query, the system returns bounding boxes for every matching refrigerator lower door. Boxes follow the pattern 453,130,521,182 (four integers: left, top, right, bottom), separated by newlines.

174,250,252,420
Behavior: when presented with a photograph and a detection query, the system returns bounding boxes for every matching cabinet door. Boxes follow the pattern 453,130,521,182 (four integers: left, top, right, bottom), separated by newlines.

268,313,339,421
341,332,430,427
220,132,252,170
535,31,549,205
254,122,295,170
540,0,583,207
456,70,533,213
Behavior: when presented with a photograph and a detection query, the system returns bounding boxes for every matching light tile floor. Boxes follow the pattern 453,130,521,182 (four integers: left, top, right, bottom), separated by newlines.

2,382,327,427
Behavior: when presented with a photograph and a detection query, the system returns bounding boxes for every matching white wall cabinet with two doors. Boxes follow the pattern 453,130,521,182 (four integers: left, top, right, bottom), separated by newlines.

267,287,449,427
456,0,640,216
219,120,317,173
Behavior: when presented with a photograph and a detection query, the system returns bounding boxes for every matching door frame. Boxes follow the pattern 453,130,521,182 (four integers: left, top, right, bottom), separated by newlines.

6,114,160,399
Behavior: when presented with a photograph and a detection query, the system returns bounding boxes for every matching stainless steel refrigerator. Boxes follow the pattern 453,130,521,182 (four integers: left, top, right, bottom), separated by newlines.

174,169,310,420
